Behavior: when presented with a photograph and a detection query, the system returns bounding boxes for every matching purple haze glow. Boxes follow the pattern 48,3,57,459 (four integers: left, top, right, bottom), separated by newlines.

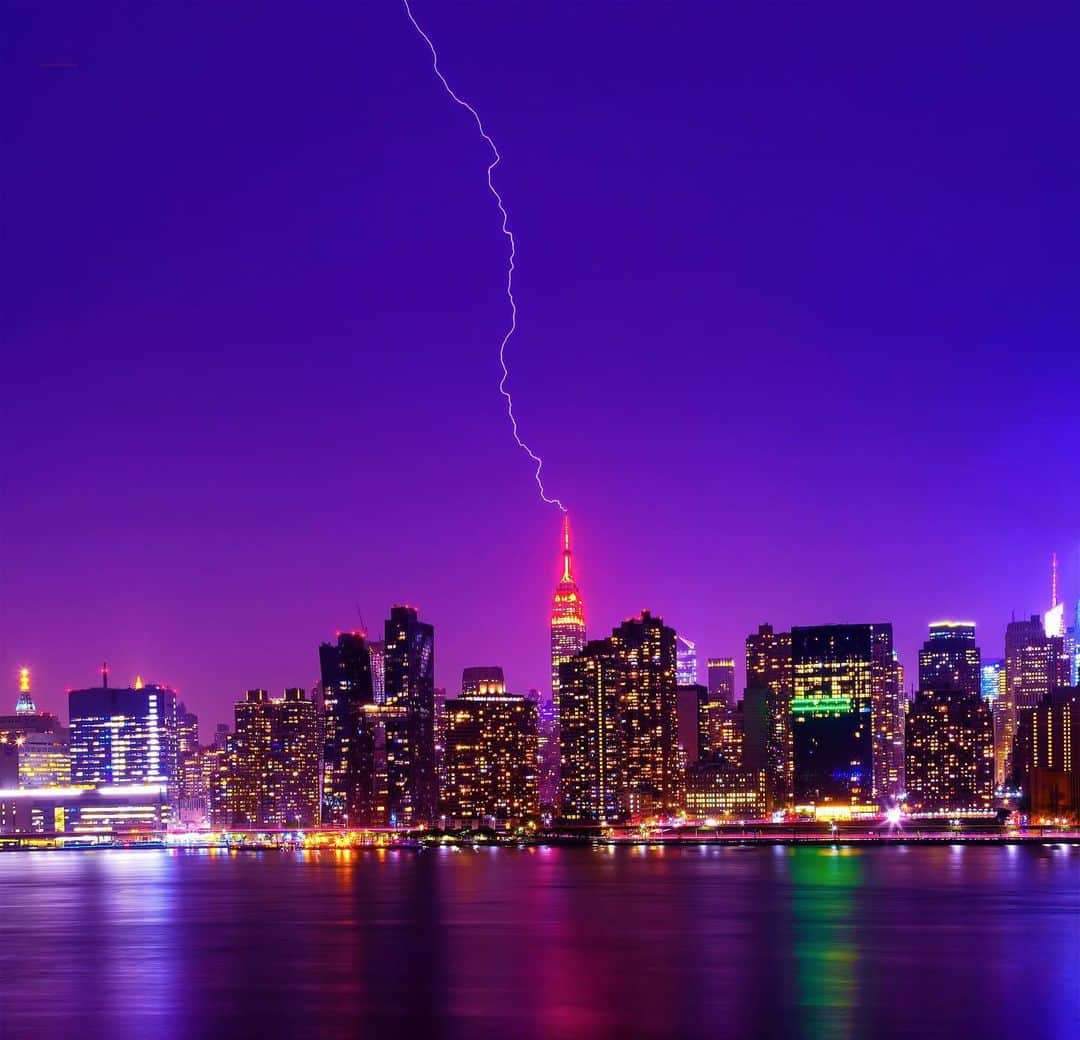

2,2,1079,728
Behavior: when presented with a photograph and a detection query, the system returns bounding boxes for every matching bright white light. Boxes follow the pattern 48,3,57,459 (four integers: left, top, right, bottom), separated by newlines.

886,807,902,826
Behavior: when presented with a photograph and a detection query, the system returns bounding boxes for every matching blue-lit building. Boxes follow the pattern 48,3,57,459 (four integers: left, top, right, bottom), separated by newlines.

68,678,179,798
980,660,1004,702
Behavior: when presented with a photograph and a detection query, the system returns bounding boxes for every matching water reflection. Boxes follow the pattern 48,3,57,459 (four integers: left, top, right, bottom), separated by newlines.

0,846,1077,1039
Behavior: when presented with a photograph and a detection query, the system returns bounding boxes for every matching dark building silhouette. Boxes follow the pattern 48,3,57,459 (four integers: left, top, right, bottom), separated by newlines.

222,688,320,828
319,631,377,825
384,605,436,826
1013,686,1080,815
791,624,903,809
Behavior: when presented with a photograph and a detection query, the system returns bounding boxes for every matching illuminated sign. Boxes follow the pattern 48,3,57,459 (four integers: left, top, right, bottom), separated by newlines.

791,696,853,715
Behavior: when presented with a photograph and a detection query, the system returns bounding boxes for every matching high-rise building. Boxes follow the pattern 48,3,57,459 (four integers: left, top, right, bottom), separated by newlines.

69,672,179,798
918,622,981,698
0,669,69,792
558,612,682,823
223,688,320,828
176,702,200,799
980,660,1004,703
612,612,682,819
550,515,587,712
319,631,376,825
442,689,538,824
706,657,737,707
559,640,623,824
745,624,793,811
698,701,743,766
369,641,386,704
904,687,994,813
461,667,505,696
1003,615,1070,786
790,624,903,810
383,605,436,826
1013,687,1080,806
676,636,698,687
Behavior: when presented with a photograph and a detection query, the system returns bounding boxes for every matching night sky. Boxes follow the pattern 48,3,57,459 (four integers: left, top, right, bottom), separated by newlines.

3,2,1078,729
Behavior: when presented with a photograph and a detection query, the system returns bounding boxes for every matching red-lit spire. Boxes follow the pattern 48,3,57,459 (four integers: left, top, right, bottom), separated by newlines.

561,513,573,583
1051,551,1059,608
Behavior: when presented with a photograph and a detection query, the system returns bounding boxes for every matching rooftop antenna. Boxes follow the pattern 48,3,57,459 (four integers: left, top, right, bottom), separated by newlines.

101,661,108,688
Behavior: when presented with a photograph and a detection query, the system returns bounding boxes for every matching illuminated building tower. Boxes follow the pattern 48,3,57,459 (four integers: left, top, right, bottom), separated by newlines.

227,688,320,828
462,667,505,696
1044,553,1065,638
981,660,1004,702
558,640,623,823
368,641,386,705
918,622,981,698
550,515,587,710
698,702,743,766
442,686,538,824
15,667,35,715
176,702,200,799
676,683,708,763
0,671,70,792
319,631,376,825
1013,687,1080,818
611,612,682,819
745,624,793,810
707,658,737,708
904,688,994,813
69,672,178,795
1003,615,1070,787
790,624,902,810
383,605,436,826
676,636,698,687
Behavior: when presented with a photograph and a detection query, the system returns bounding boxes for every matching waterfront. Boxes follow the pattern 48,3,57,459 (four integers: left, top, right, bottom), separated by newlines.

0,846,1077,1039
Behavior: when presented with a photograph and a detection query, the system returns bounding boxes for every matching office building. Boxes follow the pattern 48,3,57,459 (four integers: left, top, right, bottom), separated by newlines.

384,605,437,826
706,657,736,708
745,624,793,810
442,689,538,824
69,670,179,797
676,635,698,687
918,622,981,698
319,631,376,825
224,688,320,829
790,624,902,810
904,687,994,813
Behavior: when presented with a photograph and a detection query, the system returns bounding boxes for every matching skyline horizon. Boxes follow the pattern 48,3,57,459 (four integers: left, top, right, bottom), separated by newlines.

7,513,1077,732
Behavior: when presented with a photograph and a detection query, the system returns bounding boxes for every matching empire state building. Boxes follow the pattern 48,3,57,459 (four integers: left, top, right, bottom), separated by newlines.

550,515,586,709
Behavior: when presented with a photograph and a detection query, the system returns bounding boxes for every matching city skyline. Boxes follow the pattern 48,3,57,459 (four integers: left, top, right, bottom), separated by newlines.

6,521,1079,732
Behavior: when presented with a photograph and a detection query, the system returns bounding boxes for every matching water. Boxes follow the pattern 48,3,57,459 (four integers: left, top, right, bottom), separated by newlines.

0,844,1077,1039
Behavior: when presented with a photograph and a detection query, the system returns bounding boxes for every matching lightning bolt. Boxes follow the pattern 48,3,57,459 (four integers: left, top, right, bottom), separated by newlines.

402,0,566,512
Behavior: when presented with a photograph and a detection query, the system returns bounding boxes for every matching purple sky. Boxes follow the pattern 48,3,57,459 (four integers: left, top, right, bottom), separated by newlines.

3,3,1078,730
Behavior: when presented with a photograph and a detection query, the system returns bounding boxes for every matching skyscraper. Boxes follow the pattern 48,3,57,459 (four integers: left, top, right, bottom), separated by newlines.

69,672,179,799
442,687,538,824
1003,615,1070,787
790,624,902,810
550,515,587,710
610,612,682,819
980,660,1004,703
918,622,981,698
558,612,682,822
559,640,623,823
383,605,436,826
904,687,994,813
707,657,737,707
319,631,376,825
676,636,698,687
224,688,320,828
745,624,793,810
